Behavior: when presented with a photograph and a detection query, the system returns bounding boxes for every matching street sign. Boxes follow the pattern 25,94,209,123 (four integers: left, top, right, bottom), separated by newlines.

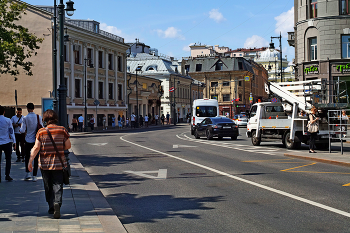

245,76,250,81
249,97,253,101
271,98,277,103
93,99,100,106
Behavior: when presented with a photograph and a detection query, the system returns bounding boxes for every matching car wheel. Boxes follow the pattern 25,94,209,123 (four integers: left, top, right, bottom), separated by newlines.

251,130,261,146
206,129,213,140
194,129,200,139
231,136,237,140
284,132,297,149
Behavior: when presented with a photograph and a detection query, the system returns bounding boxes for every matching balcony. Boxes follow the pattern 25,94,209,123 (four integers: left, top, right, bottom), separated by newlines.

287,32,295,47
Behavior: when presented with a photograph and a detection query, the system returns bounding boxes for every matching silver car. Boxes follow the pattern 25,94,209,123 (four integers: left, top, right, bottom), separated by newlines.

234,114,248,127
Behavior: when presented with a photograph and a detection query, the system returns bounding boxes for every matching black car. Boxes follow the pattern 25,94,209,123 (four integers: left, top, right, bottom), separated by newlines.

194,117,239,140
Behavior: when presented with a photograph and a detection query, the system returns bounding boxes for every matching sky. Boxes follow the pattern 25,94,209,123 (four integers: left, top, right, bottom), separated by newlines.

25,0,295,61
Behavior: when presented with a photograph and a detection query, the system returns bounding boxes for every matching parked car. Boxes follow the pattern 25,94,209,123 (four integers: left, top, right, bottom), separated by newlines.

234,114,248,127
194,117,239,140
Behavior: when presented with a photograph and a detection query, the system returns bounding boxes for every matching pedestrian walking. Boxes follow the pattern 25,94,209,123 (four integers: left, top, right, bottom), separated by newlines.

0,105,16,182
126,117,129,128
122,115,125,128
11,108,25,162
155,114,159,125
102,114,107,130
144,114,149,128
166,112,170,125
71,117,78,132
161,114,165,125
130,113,136,128
78,115,84,132
89,116,95,131
308,106,319,153
139,115,143,127
20,103,43,182
112,115,116,128
28,109,71,219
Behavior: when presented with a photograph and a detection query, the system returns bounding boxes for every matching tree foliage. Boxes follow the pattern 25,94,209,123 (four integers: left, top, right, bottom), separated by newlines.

0,0,44,80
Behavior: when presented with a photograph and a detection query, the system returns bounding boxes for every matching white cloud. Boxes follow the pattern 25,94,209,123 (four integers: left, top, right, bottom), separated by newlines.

100,23,135,43
244,35,269,48
156,27,185,40
209,9,226,23
183,43,195,52
274,7,294,37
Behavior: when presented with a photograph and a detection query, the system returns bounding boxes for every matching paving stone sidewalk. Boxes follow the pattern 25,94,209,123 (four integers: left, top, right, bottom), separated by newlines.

0,151,126,233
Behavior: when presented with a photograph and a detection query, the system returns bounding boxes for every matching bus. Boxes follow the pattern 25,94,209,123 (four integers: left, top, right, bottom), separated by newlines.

191,99,219,135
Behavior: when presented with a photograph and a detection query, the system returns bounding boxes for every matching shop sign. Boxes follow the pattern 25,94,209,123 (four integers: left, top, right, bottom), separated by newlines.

304,66,318,75
336,63,350,73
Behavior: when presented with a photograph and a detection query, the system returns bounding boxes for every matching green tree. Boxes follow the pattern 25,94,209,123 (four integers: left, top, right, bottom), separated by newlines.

0,0,43,80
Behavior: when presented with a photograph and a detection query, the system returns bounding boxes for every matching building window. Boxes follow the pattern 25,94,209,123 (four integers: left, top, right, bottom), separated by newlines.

74,45,80,64
118,84,123,100
108,54,113,70
239,81,242,86
309,37,317,61
211,82,218,87
195,64,202,72
109,83,114,100
118,56,122,72
223,94,230,102
98,51,104,68
238,61,243,70
239,94,242,101
87,48,93,66
340,0,350,14
342,35,350,58
215,61,223,71
185,65,190,73
87,80,93,98
310,0,317,18
98,81,104,99
222,81,229,86
75,79,81,98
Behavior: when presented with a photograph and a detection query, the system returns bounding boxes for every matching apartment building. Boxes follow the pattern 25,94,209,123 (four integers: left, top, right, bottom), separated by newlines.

290,0,350,104
0,2,129,128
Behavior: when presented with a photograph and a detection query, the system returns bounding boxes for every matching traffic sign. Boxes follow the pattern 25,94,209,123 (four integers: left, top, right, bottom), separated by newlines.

249,97,253,101
245,76,250,81
271,98,277,103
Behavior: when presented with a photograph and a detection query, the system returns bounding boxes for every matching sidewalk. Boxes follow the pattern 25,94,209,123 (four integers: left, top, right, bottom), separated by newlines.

0,151,126,233
284,142,350,167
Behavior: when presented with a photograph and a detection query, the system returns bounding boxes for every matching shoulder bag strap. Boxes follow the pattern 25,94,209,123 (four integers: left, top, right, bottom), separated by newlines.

45,128,66,168
16,115,22,124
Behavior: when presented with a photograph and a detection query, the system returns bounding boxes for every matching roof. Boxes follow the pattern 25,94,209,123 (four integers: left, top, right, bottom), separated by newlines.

226,47,268,53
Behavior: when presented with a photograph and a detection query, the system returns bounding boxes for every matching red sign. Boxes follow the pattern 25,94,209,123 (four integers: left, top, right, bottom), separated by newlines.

169,87,176,92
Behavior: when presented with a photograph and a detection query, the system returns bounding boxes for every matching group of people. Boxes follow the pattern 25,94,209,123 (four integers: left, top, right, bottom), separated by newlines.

0,103,71,219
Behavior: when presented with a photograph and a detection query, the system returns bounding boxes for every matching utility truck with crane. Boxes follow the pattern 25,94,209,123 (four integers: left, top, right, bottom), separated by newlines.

246,79,343,149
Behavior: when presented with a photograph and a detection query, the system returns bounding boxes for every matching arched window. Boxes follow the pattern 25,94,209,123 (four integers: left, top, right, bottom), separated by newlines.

146,65,158,71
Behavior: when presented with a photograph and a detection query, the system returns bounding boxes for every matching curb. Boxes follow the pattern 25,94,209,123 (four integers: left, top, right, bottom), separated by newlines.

284,153,350,167
68,149,127,233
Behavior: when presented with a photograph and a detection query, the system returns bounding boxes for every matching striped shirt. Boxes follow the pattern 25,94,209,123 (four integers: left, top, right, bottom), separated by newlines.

36,125,70,170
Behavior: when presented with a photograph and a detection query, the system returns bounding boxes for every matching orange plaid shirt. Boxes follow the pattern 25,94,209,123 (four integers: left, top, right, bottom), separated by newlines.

36,125,70,170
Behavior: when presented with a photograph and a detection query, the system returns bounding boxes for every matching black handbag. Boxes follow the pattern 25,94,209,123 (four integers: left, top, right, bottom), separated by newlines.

45,128,70,185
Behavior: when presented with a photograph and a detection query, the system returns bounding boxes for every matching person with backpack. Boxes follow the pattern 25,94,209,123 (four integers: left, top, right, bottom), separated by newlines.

20,103,43,182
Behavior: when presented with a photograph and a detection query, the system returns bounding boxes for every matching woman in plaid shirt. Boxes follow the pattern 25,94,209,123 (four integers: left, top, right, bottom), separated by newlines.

28,110,71,219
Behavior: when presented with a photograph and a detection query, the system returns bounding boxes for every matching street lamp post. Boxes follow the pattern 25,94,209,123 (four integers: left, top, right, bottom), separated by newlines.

135,66,141,128
269,32,283,83
57,0,75,127
173,78,176,126
84,58,93,131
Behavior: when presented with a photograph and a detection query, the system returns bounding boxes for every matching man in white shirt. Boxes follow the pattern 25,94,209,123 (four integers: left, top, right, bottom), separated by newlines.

155,114,159,125
144,115,149,128
20,103,43,181
130,113,136,128
11,108,25,162
0,105,16,182
78,115,84,132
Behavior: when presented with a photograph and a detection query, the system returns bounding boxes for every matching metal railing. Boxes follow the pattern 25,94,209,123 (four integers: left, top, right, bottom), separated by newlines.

328,109,350,154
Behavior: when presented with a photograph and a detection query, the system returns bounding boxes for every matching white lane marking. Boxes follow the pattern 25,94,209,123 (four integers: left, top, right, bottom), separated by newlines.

87,143,108,146
124,169,167,180
180,134,279,154
173,145,198,148
120,134,350,218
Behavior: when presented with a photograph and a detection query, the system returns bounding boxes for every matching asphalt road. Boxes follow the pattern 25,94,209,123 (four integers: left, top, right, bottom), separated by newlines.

71,125,350,233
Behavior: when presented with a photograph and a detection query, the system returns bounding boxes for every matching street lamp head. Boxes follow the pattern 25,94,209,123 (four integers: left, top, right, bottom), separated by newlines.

65,0,75,16
269,42,275,52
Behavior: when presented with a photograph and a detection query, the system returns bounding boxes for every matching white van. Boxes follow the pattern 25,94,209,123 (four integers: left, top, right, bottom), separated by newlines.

191,99,219,135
